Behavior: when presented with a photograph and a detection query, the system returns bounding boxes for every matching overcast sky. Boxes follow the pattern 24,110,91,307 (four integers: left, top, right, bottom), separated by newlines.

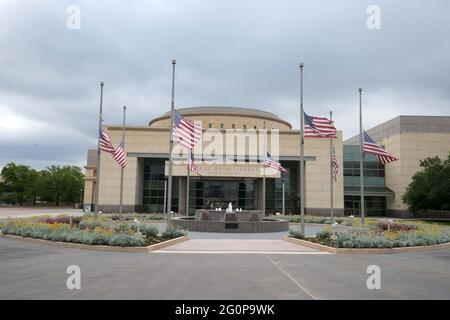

1,0,449,169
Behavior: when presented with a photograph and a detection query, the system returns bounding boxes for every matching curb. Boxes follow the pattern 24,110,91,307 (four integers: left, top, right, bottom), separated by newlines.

283,236,450,254
0,233,190,253
283,236,337,253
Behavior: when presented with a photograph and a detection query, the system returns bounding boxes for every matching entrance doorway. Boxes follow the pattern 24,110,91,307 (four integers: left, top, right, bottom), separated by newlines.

189,179,256,214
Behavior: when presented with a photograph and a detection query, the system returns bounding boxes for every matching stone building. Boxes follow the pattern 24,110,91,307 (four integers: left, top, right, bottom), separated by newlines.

83,107,450,217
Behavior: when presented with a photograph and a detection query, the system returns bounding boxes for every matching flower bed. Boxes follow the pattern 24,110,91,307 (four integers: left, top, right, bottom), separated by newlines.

109,213,167,221
289,220,450,249
0,215,187,247
269,214,366,225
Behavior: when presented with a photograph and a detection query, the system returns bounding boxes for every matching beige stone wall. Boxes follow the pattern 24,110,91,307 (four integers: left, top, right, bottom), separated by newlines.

89,124,344,213
96,128,164,212
304,133,344,211
150,115,290,130
378,132,450,212
83,167,95,206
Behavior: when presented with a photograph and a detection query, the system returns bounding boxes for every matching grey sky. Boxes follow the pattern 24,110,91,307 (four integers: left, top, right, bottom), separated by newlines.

1,0,449,169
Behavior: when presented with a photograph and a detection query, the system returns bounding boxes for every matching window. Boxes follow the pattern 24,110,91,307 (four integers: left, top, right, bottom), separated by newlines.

344,195,386,216
343,146,386,187
143,158,178,213
208,123,212,128
243,125,247,129
254,126,257,129
220,123,224,128
232,124,235,129
264,161,299,214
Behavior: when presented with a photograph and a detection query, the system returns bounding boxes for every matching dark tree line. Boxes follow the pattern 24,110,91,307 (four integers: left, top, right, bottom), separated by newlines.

403,152,450,212
0,163,84,206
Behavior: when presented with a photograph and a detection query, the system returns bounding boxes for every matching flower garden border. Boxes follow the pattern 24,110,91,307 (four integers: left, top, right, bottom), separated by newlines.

0,233,189,253
283,235,450,254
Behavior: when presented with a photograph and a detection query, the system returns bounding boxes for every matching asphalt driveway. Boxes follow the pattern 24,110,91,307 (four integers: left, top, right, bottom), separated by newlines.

0,237,449,300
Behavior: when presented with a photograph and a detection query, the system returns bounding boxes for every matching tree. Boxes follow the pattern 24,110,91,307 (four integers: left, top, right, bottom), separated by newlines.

0,163,39,204
402,152,450,212
39,165,84,206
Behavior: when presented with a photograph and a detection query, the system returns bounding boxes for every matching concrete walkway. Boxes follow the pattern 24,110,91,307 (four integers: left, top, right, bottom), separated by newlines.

0,208,83,219
158,239,324,254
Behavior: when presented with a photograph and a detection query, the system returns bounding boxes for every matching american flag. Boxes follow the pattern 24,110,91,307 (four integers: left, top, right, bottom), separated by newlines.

113,141,126,168
332,147,339,182
265,152,288,174
173,110,202,150
304,112,337,138
99,130,115,153
188,152,200,175
363,131,399,165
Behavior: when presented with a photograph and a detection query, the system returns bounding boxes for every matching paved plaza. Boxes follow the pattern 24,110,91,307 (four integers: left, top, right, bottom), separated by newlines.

1,208,448,300
0,208,83,219
1,234,449,299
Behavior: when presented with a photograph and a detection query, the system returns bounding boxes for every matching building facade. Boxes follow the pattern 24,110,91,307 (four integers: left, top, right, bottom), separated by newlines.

83,108,450,217
84,107,344,216
345,116,450,217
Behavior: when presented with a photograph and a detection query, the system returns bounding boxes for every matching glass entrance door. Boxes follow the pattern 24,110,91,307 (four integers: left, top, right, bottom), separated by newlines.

189,179,256,212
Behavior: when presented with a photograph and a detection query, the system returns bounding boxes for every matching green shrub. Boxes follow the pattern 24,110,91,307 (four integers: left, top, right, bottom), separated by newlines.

79,216,108,230
108,234,146,247
162,225,187,239
141,225,159,238
288,229,304,239
392,233,450,247
112,223,133,234
315,229,332,241
335,233,394,249
269,215,349,225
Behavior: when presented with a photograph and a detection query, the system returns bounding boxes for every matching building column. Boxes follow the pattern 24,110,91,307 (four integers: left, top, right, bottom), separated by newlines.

255,178,264,211
178,177,187,215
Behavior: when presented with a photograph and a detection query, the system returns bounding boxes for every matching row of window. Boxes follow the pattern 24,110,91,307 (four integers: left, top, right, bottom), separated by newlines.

344,195,387,216
208,124,259,129
143,158,300,214
143,158,178,213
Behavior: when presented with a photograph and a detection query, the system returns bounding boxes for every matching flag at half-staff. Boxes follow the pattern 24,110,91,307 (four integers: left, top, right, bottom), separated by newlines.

332,147,339,182
363,131,399,164
173,110,202,150
99,130,115,153
265,152,288,174
304,112,337,138
113,141,126,168
188,152,200,175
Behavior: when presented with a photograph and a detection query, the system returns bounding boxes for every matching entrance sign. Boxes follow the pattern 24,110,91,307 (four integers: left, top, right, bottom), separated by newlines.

165,161,280,178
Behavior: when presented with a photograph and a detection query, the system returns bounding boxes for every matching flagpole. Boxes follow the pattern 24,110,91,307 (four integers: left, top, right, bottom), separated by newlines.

119,105,126,215
262,123,267,217
359,88,365,225
186,150,190,216
263,166,266,217
299,63,305,235
329,110,334,223
163,180,167,218
95,81,104,216
167,59,176,223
